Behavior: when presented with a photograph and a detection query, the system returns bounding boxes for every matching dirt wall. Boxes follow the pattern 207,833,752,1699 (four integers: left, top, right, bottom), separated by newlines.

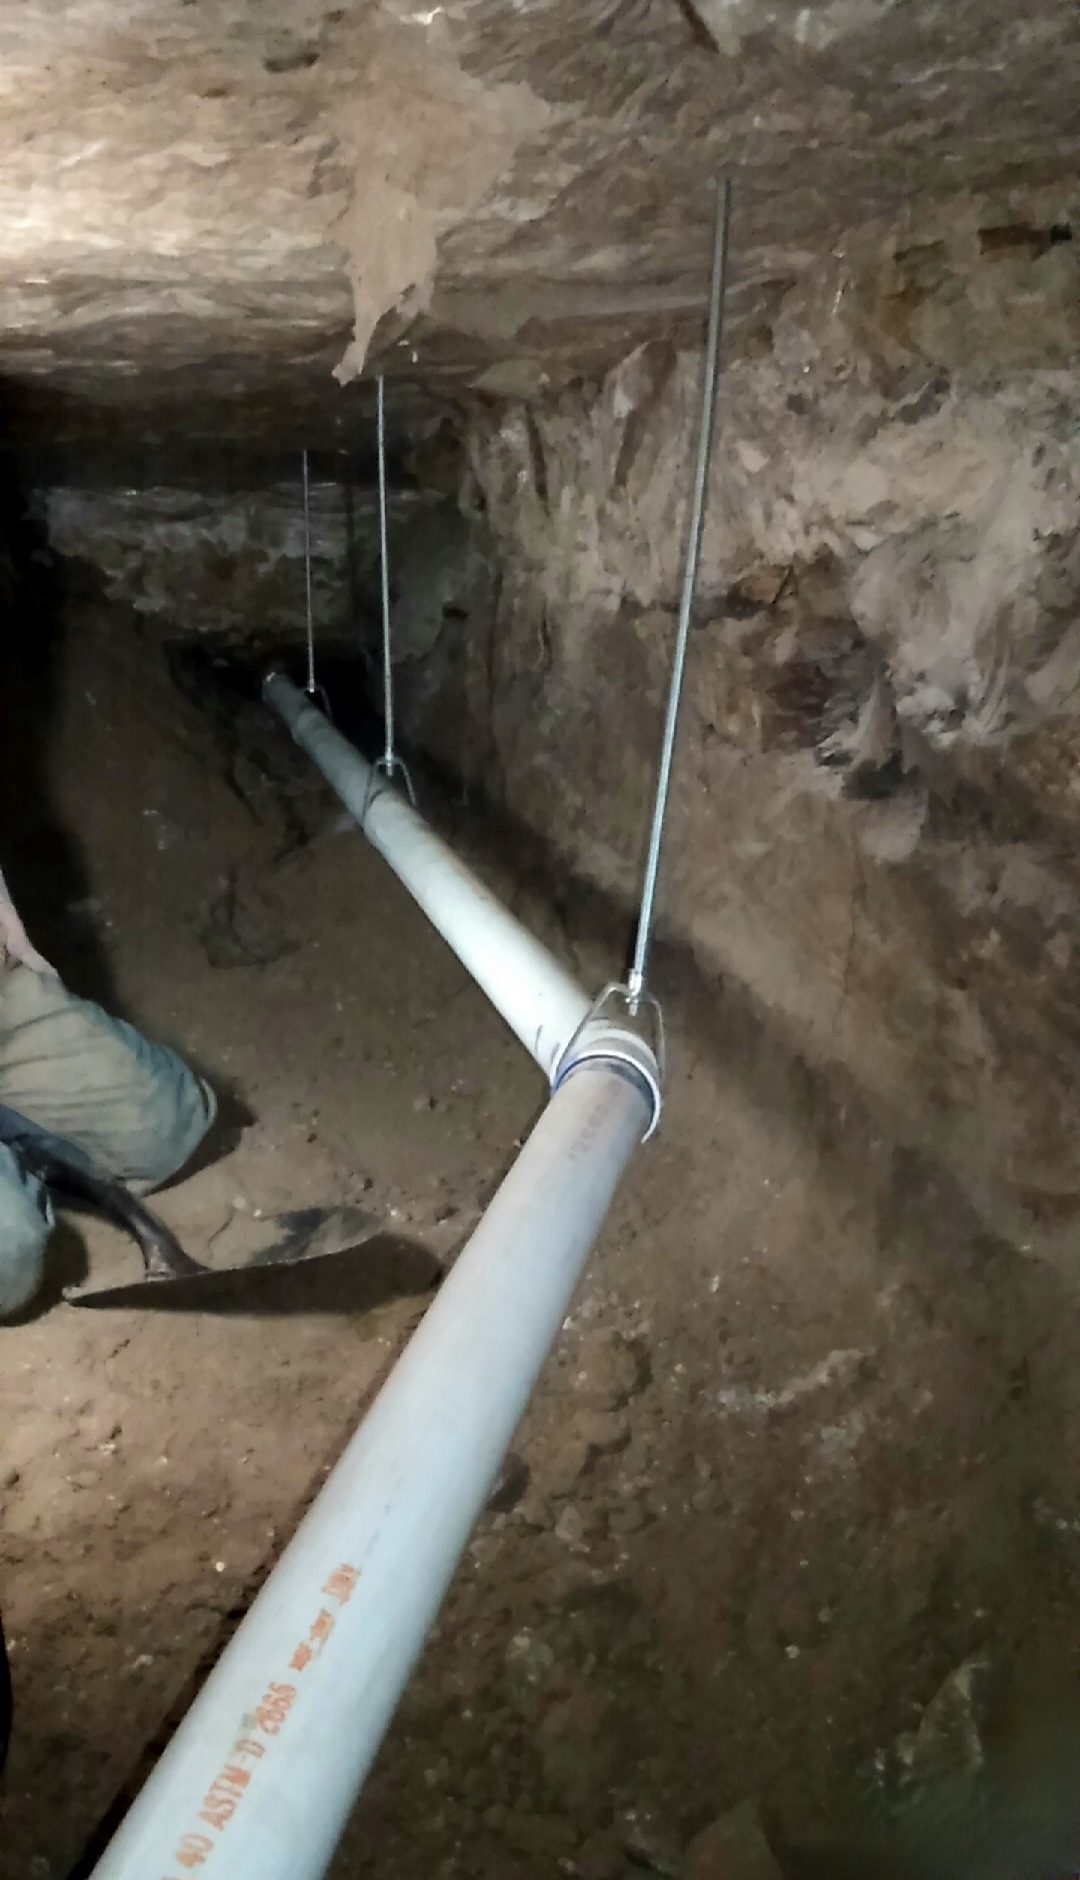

41,479,485,657
402,213,1080,1267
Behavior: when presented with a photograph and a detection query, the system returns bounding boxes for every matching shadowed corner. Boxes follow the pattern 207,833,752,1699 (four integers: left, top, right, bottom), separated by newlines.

773,1653,1080,1880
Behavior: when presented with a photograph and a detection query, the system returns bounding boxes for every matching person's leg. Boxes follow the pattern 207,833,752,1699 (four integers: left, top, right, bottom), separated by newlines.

0,1139,51,1318
0,962,214,1189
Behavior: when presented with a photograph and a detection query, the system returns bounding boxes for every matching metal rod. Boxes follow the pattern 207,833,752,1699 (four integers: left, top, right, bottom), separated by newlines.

627,176,732,1010
301,449,316,695
376,374,395,771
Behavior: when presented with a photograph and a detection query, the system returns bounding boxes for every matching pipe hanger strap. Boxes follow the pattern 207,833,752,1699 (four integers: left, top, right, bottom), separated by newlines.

553,984,663,1140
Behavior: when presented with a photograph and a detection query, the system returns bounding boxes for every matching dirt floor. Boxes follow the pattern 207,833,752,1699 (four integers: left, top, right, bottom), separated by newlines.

4,574,1080,1877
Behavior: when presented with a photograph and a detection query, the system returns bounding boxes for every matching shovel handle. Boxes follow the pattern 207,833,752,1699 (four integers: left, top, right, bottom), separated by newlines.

0,1102,205,1282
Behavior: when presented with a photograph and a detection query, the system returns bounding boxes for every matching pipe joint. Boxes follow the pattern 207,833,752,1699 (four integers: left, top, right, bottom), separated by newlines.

552,987,663,1141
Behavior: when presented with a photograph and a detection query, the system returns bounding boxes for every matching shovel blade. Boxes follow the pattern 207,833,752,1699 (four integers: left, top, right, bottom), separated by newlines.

65,1204,385,1309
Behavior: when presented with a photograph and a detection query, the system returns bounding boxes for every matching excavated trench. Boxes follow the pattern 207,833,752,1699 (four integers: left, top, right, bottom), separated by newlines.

4,363,1080,1880
3,2,1080,1872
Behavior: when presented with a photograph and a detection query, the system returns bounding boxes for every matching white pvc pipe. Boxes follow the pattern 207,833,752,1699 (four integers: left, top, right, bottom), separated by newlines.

265,673,590,1081
90,1059,650,1880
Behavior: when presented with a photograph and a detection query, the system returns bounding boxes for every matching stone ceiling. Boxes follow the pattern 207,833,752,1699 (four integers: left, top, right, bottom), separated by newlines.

0,0,1077,459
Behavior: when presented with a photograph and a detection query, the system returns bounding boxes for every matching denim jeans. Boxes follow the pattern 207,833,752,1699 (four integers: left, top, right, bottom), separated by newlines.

0,962,214,1316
